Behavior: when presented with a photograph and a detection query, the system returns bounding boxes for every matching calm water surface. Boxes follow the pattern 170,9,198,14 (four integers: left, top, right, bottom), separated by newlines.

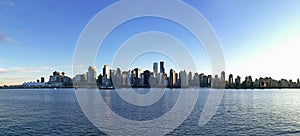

0,88,299,135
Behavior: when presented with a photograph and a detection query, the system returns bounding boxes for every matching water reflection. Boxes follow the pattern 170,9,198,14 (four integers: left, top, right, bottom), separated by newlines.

0,89,299,135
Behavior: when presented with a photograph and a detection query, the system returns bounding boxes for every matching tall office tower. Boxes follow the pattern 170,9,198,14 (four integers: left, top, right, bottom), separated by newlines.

41,77,45,83
130,70,135,85
121,71,129,85
235,76,241,88
103,64,110,79
160,61,165,74
228,74,234,85
179,70,188,87
207,75,212,87
133,68,141,86
61,72,65,77
188,71,193,84
153,62,158,73
221,71,225,82
49,71,62,82
199,73,204,87
134,68,141,78
53,71,60,76
193,73,200,87
169,69,176,86
143,70,151,86
113,68,122,86
88,66,97,83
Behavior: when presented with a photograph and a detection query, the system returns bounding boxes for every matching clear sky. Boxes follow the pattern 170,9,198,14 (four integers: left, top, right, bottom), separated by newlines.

1,0,300,85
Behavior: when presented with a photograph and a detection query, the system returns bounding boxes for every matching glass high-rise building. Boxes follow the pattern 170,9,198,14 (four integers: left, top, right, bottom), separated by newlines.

88,66,97,83
221,71,225,82
160,61,165,74
103,64,110,79
153,62,158,73
170,69,176,86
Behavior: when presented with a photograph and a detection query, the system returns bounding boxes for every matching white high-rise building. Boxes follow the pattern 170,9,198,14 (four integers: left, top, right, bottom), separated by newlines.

87,66,97,83
179,70,188,87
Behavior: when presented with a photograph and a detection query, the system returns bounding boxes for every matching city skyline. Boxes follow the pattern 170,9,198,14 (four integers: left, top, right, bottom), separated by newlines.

8,61,300,89
1,0,300,85
73,62,300,89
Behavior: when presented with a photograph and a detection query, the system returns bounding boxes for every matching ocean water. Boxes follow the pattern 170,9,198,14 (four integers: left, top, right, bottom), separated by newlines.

0,88,299,135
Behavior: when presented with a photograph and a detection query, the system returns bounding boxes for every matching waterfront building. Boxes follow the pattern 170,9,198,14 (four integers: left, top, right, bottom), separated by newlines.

254,78,260,88
87,66,97,84
228,74,234,87
121,71,130,86
134,68,141,79
160,61,165,74
228,74,233,84
132,68,141,86
242,76,253,88
213,75,220,88
49,71,62,83
97,74,102,86
297,79,300,87
221,71,225,83
23,81,46,87
103,64,110,80
169,69,176,86
53,71,60,76
143,70,151,86
179,70,188,87
199,73,204,87
188,71,193,86
158,73,167,86
47,71,73,87
110,68,122,87
235,76,241,88
279,79,289,88
140,73,144,86
207,75,212,87
153,62,158,73
101,64,111,87
74,74,87,83
41,77,45,83
193,73,200,87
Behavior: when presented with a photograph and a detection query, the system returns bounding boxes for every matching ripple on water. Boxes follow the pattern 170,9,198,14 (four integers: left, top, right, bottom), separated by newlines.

0,89,300,135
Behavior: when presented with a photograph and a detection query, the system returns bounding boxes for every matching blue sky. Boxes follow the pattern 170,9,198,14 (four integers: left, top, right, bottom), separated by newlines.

1,0,300,85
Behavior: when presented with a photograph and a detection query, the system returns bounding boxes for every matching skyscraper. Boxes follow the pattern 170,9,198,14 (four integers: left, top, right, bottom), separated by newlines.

169,69,176,86
143,70,151,86
228,74,233,85
179,70,188,87
134,68,141,79
121,71,129,86
188,71,193,86
235,76,241,88
221,71,225,82
88,66,97,83
134,68,141,86
153,62,158,73
160,61,165,74
103,64,110,79
53,71,60,76
41,77,45,83
207,75,212,87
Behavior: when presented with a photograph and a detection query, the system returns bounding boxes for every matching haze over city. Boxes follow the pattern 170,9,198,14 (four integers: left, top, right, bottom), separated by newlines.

1,0,300,86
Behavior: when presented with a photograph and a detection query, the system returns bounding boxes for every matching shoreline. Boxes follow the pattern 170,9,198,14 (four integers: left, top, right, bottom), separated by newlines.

1,86,300,90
